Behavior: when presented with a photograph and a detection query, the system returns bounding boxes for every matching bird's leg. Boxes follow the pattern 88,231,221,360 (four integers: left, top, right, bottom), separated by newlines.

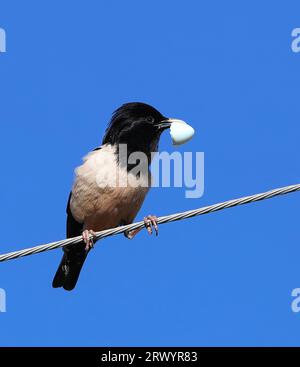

144,215,159,236
125,215,159,239
82,229,96,252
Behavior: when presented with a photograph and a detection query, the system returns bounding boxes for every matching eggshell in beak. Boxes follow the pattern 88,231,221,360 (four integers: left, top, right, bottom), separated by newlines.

170,120,195,145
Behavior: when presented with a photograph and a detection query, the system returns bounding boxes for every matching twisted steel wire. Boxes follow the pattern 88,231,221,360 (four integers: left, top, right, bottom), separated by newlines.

0,183,299,262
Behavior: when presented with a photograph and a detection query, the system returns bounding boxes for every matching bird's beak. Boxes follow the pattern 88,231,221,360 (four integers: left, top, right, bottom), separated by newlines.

156,118,186,130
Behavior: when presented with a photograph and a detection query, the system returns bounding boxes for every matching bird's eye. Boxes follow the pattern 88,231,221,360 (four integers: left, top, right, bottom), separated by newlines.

146,116,155,123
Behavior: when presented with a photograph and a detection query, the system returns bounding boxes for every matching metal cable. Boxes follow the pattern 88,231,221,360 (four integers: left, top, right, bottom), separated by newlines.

0,183,299,262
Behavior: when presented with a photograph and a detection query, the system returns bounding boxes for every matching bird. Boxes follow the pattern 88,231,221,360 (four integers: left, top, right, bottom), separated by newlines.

52,102,184,291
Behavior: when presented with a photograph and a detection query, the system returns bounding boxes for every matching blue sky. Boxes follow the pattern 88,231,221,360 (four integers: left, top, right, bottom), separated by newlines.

0,0,300,346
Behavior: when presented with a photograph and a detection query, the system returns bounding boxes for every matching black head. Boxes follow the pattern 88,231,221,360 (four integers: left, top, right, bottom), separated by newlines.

102,102,169,157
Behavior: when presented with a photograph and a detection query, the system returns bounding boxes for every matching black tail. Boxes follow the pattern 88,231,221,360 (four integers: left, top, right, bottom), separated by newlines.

53,192,88,290
52,249,88,291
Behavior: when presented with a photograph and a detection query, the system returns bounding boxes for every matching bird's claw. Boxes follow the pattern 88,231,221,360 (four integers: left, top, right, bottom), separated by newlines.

144,215,159,236
82,230,96,252
124,214,159,239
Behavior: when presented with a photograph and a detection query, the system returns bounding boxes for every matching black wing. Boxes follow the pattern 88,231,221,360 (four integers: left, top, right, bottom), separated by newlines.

52,192,87,290
66,191,83,238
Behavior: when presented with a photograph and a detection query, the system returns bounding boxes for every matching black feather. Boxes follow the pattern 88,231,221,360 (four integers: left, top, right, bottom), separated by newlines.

102,102,166,164
52,193,87,291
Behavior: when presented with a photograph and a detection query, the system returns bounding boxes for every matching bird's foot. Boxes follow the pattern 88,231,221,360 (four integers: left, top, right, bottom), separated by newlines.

82,229,96,252
144,215,159,236
125,215,159,239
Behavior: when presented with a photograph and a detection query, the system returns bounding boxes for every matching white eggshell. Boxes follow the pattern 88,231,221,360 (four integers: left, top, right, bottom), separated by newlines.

170,120,195,145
